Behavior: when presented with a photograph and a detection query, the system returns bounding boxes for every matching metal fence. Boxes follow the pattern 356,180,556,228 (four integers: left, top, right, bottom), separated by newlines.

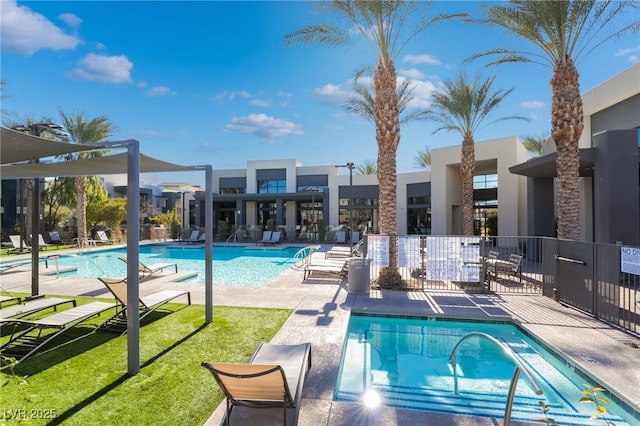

362,235,639,336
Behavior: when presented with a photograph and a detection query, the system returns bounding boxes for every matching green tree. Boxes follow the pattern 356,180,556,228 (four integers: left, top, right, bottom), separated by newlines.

469,0,639,240
42,177,76,231
59,111,115,242
356,159,377,175
414,146,431,170
522,133,547,157
285,1,460,287
84,177,110,232
422,71,526,235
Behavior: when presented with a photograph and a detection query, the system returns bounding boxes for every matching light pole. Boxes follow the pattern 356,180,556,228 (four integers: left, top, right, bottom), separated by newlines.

336,162,355,246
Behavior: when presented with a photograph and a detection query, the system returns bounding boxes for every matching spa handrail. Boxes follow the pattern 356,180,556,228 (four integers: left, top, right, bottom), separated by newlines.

449,332,544,426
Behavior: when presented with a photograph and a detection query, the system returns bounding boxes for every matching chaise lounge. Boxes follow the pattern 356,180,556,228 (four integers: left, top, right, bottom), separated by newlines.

201,341,312,426
0,297,76,321
0,301,114,362
119,257,178,281
97,277,191,334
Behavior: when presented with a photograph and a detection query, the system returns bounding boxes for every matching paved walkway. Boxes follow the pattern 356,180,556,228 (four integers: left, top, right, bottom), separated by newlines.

1,245,638,425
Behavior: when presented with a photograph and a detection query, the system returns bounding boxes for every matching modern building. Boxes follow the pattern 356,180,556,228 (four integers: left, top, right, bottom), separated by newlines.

191,135,530,241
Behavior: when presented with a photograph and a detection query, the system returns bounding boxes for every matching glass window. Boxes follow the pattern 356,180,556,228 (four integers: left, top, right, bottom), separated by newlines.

473,174,498,189
220,187,245,194
258,179,286,193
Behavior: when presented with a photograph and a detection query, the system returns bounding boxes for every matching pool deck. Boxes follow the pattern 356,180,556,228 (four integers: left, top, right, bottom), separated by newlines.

1,244,639,425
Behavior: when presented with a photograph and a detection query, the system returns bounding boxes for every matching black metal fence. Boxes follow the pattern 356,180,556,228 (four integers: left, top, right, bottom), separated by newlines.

363,235,639,336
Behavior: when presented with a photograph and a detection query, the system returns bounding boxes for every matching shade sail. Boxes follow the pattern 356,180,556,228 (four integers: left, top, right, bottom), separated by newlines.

1,127,99,165
1,152,196,179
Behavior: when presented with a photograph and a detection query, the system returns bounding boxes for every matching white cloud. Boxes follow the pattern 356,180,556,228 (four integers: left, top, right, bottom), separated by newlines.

145,86,175,97
228,90,251,100
398,68,425,80
628,54,639,63
58,13,82,27
521,100,545,109
403,54,441,66
67,53,133,83
0,0,81,55
249,98,272,107
313,81,355,106
615,45,640,56
221,113,303,139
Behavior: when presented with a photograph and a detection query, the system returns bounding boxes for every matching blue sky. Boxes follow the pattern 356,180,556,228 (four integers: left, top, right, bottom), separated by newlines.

2,1,638,186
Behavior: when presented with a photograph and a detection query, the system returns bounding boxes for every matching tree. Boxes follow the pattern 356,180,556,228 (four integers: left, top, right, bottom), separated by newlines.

59,111,115,242
356,159,377,175
42,177,76,231
469,0,639,240
285,1,460,287
414,146,431,170
422,71,526,235
522,133,547,157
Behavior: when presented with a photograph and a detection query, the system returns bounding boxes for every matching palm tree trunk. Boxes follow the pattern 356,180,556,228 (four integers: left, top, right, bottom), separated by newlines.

75,176,87,241
551,58,583,241
461,133,476,236
374,59,402,287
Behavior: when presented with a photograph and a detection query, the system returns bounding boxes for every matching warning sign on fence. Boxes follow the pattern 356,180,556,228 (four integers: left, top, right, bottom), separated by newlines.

621,246,640,276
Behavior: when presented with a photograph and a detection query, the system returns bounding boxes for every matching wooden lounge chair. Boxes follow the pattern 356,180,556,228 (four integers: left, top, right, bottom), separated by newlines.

119,257,178,281
202,342,312,426
0,301,114,362
0,297,76,321
97,277,191,334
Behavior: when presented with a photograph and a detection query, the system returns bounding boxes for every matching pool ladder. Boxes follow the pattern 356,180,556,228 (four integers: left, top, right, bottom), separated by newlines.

449,332,544,426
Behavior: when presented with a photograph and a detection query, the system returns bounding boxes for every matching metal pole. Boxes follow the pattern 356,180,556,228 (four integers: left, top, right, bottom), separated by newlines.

204,166,213,324
126,139,141,376
348,162,354,248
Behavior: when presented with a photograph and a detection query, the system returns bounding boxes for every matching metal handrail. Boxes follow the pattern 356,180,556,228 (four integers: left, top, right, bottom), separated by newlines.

449,332,544,426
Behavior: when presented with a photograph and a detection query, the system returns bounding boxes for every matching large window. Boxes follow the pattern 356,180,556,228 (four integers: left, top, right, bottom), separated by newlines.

258,179,286,193
257,201,278,226
473,173,498,189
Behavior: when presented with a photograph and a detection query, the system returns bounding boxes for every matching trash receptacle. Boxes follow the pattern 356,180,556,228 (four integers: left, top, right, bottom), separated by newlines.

348,259,371,295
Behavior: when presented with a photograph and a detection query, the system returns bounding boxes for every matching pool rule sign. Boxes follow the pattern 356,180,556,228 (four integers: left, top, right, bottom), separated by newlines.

621,246,640,275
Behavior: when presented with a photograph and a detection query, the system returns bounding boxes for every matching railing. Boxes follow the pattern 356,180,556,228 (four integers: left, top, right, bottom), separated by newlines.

449,332,544,426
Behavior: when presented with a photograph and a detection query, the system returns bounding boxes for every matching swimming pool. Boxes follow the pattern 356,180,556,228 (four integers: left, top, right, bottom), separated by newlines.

335,314,637,425
53,245,300,286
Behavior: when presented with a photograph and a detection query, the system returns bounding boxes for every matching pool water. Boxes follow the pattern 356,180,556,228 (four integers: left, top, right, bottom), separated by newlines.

335,315,636,425
53,245,299,286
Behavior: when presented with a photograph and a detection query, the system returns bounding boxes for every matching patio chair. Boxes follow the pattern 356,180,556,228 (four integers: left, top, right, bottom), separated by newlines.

48,231,66,245
486,253,523,283
96,230,115,245
0,295,22,307
0,301,114,362
263,231,282,245
181,230,203,244
97,277,191,334
34,234,56,250
118,257,178,281
201,342,312,426
304,257,350,279
257,231,273,244
8,235,31,253
325,239,364,259
0,297,76,321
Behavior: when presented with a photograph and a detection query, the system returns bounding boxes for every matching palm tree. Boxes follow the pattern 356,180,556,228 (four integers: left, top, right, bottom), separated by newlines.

414,146,431,170
356,159,377,175
422,71,526,235
59,111,114,243
286,1,460,287
469,0,639,240
522,133,547,157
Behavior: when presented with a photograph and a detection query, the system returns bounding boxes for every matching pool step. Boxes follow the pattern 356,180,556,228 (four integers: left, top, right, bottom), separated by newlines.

337,386,629,425
41,265,78,276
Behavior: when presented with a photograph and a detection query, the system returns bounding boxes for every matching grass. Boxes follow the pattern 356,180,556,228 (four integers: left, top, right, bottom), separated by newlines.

1,295,293,425
0,245,78,257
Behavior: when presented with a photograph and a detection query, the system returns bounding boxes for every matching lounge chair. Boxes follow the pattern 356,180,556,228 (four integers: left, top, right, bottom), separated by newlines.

0,257,48,275
0,295,22,307
97,277,191,334
48,231,66,245
182,230,203,244
202,342,312,426
118,257,178,281
0,301,114,362
34,234,56,250
263,231,282,245
325,239,364,259
96,230,115,245
8,235,31,253
257,231,273,244
303,257,350,279
486,253,523,283
0,297,76,321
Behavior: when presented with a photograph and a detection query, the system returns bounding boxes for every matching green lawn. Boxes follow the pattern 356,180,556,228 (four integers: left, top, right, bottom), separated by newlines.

1,295,292,425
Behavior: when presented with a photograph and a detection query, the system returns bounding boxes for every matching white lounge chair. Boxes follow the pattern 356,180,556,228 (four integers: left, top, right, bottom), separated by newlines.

96,230,115,245
182,230,203,244
264,231,282,245
97,278,191,334
8,235,31,253
34,234,56,250
0,301,114,362
0,297,76,321
118,258,178,281
202,342,312,426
